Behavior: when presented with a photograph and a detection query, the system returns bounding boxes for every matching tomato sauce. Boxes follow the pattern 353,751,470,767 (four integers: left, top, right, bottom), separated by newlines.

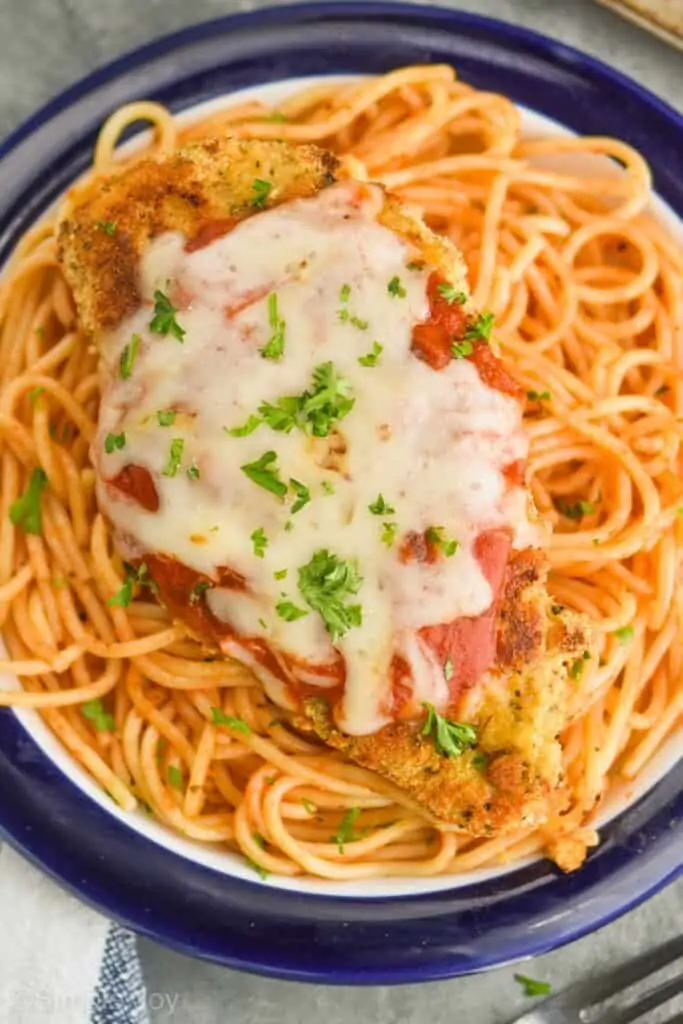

107,464,159,512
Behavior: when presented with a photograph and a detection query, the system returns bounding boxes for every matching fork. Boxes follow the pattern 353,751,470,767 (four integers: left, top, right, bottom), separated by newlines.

510,935,683,1024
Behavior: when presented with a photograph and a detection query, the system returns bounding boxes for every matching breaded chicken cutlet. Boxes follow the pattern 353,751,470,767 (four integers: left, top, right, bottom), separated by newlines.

58,136,592,840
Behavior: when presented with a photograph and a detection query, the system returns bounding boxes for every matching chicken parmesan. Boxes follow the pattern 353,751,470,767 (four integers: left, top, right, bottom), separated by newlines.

58,136,591,837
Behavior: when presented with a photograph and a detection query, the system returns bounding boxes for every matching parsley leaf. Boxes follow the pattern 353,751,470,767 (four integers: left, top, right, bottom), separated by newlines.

186,463,200,481
162,438,184,477
332,807,362,854
245,855,269,880
437,282,467,305
104,432,126,454
82,698,115,731
426,526,459,557
514,974,552,998
96,220,117,236
108,561,150,608
387,276,407,298
557,499,596,520
302,797,317,815
463,312,495,342
251,178,272,209
276,600,309,622
289,478,310,514
358,341,383,367
241,450,287,498
120,334,140,379
167,765,183,790
226,414,262,437
368,494,395,516
443,657,453,681
9,467,48,535
189,581,210,604
258,396,301,433
322,481,335,495
251,527,268,558
298,550,363,643
614,625,634,644
527,389,551,401
260,293,286,360
210,708,251,734
381,522,398,547
421,703,477,757
150,289,185,341
28,386,44,405
157,409,176,426
451,339,474,359
300,362,354,437
274,568,288,580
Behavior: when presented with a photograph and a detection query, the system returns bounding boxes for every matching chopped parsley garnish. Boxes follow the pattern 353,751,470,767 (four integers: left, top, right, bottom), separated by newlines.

28,386,44,405
569,656,589,680
82,698,115,731
472,752,489,772
189,580,210,604
426,526,459,557
120,334,140,379
387,276,406,298
150,289,185,341
527,390,551,401
443,657,453,682
381,522,398,547
9,467,48,535
614,625,634,644
289,478,311,514
302,797,317,815
104,432,126,454
251,527,268,558
421,703,477,757
514,974,552,998
226,414,262,437
108,561,150,608
284,519,294,532
274,568,288,580
241,450,287,498
298,549,363,643
557,499,596,520
297,362,354,437
463,311,495,342
406,261,424,271
451,339,474,360
157,409,176,426
162,438,184,477
276,599,309,622
236,363,354,440
338,284,369,329
332,807,362,854
186,464,200,481
96,220,117,236
260,293,286,360
322,481,335,495
251,178,272,209
358,341,383,367
210,708,251,734
368,494,395,516
167,765,183,790
437,282,467,305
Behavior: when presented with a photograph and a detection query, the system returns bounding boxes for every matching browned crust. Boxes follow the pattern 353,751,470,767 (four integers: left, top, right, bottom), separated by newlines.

57,137,339,335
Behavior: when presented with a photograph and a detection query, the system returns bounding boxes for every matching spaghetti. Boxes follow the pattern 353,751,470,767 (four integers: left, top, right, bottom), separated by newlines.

1,65,682,881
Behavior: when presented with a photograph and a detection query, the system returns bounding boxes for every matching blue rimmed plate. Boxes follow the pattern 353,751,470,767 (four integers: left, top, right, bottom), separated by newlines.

1,2,682,984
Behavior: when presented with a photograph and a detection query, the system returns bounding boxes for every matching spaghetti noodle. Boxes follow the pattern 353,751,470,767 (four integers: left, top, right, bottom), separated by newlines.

1,65,681,881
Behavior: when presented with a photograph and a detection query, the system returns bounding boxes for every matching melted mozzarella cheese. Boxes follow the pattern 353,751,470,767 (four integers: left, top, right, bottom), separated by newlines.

95,180,531,735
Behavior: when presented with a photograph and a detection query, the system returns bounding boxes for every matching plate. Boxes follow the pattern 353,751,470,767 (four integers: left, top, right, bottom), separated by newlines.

1,1,683,983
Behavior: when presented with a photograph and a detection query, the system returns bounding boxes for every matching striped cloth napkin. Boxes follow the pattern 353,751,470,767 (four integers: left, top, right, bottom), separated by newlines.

0,844,149,1024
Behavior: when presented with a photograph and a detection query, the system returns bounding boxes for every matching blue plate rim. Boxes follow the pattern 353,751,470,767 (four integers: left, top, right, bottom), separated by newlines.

1,1,682,984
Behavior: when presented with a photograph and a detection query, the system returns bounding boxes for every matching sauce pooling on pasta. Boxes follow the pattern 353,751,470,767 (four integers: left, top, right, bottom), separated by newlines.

95,179,533,735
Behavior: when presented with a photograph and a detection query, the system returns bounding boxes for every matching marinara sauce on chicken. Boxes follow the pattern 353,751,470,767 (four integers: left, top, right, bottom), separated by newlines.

58,137,591,838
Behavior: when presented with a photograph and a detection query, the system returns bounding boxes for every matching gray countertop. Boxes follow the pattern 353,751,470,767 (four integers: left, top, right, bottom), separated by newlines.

2,1,682,1021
